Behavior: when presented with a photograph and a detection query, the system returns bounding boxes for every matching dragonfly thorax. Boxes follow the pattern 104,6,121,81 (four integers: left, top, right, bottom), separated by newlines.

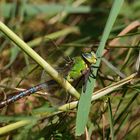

66,51,96,82
66,56,88,82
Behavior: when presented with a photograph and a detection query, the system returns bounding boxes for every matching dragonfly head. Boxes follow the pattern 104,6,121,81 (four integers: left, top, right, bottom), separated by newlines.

82,51,97,64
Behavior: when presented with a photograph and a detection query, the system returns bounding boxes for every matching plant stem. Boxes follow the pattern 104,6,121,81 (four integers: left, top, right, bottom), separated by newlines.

0,21,80,99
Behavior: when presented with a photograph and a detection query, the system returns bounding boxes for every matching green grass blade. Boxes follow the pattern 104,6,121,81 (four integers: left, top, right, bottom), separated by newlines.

108,98,115,140
76,0,124,136
1,3,106,18
0,119,35,135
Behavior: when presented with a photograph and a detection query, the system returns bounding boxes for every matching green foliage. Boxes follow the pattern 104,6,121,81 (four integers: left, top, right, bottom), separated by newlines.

0,0,140,139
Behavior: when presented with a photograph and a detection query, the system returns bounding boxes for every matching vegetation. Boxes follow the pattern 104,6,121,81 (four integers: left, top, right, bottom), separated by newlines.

0,0,140,139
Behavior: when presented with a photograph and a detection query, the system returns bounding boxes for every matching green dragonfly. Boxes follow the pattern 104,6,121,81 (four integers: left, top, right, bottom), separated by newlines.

0,51,97,108
66,51,97,82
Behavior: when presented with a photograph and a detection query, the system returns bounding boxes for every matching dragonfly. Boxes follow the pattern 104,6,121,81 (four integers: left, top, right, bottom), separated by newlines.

0,51,97,109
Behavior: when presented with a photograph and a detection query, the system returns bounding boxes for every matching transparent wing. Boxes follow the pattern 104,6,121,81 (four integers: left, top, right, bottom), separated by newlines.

40,68,69,107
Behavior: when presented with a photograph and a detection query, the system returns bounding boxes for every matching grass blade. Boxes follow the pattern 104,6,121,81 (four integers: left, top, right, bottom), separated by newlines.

1,3,106,18
76,0,124,136
108,98,115,140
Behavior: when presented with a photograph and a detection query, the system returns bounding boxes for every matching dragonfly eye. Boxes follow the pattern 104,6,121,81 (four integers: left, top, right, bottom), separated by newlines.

82,51,97,64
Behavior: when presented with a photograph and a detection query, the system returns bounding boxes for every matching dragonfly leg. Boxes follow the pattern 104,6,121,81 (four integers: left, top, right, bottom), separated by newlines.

89,68,97,79
89,73,96,79
91,65,99,68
